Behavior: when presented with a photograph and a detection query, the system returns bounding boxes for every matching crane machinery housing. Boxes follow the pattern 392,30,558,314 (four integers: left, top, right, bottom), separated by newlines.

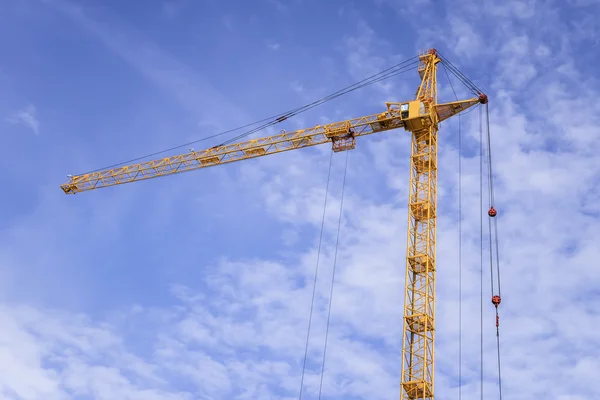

61,49,493,400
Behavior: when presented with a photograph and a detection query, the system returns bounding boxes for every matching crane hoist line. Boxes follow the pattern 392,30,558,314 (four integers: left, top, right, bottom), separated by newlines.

61,49,491,400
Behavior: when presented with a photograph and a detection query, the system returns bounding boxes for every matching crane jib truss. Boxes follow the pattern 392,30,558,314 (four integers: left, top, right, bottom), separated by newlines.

61,49,488,400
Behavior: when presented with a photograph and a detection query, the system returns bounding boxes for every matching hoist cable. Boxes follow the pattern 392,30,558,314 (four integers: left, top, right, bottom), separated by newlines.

318,150,349,400
443,52,502,400
483,103,503,400
458,112,464,400
442,63,463,400
496,334,503,400
298,149,334,400
82,57,419,174
479,105,484,400
488,213,495,297
485,107,495,297
446,58,498,400
493,219,501,298
485,105,496,208
485,103,501,297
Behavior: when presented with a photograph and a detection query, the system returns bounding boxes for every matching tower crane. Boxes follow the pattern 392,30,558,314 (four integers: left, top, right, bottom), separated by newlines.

60,49,488,400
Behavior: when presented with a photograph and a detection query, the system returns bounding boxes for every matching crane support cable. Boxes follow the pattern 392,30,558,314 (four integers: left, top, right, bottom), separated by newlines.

298,149,335,400
318,149,349,400
437,51,484,97
219,60,419,147
82,57,419,175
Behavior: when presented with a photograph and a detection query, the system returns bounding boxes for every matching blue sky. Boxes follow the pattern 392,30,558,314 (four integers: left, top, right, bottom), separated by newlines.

1,0,600,399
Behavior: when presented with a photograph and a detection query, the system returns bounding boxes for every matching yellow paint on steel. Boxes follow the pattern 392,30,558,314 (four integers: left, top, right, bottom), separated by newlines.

60,49,485,400
400,50,440,400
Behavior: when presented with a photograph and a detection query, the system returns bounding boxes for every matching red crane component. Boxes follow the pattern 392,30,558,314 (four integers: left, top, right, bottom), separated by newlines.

492,296,501,327
488,206,497,217
492,295,501,307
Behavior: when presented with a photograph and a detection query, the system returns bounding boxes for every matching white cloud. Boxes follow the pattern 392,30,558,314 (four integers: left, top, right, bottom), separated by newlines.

343,20,405,102
7,104,40,135
3,0,600,399
0,305,191,400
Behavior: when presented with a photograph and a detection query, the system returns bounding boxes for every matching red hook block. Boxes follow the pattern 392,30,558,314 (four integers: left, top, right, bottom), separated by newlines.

492,295,501,307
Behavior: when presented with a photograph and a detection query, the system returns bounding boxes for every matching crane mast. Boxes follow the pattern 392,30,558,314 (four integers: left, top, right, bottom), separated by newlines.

400,49,440,400
60,49,487,400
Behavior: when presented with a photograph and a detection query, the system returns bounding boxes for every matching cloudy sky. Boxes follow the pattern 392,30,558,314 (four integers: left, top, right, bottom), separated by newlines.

1,0,600,399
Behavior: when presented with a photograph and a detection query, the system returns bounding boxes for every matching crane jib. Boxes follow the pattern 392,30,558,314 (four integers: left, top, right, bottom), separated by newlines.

61,95,480,196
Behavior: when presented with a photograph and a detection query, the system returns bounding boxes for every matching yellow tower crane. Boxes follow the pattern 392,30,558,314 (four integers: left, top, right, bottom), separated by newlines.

60,49,488,400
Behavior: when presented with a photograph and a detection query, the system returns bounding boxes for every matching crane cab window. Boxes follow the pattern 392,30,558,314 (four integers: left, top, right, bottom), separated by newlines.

400,103,409,119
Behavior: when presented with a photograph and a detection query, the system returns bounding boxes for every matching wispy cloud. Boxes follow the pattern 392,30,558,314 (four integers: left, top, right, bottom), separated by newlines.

221,14,235,32
268,0,289,13
2,0,600,399
7,104,40,135
44,0,248,130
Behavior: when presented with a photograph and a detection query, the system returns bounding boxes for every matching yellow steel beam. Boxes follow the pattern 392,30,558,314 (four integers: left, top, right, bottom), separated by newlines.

60,48,487,400
397,49,438,400
60,94,479,196
61,109,409,194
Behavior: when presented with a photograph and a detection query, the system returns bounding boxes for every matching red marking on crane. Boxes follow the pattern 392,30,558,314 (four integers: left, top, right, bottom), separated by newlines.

492,295,501,307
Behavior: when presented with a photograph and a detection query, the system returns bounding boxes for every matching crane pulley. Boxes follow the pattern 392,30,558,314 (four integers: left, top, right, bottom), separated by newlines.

60,49,496,400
